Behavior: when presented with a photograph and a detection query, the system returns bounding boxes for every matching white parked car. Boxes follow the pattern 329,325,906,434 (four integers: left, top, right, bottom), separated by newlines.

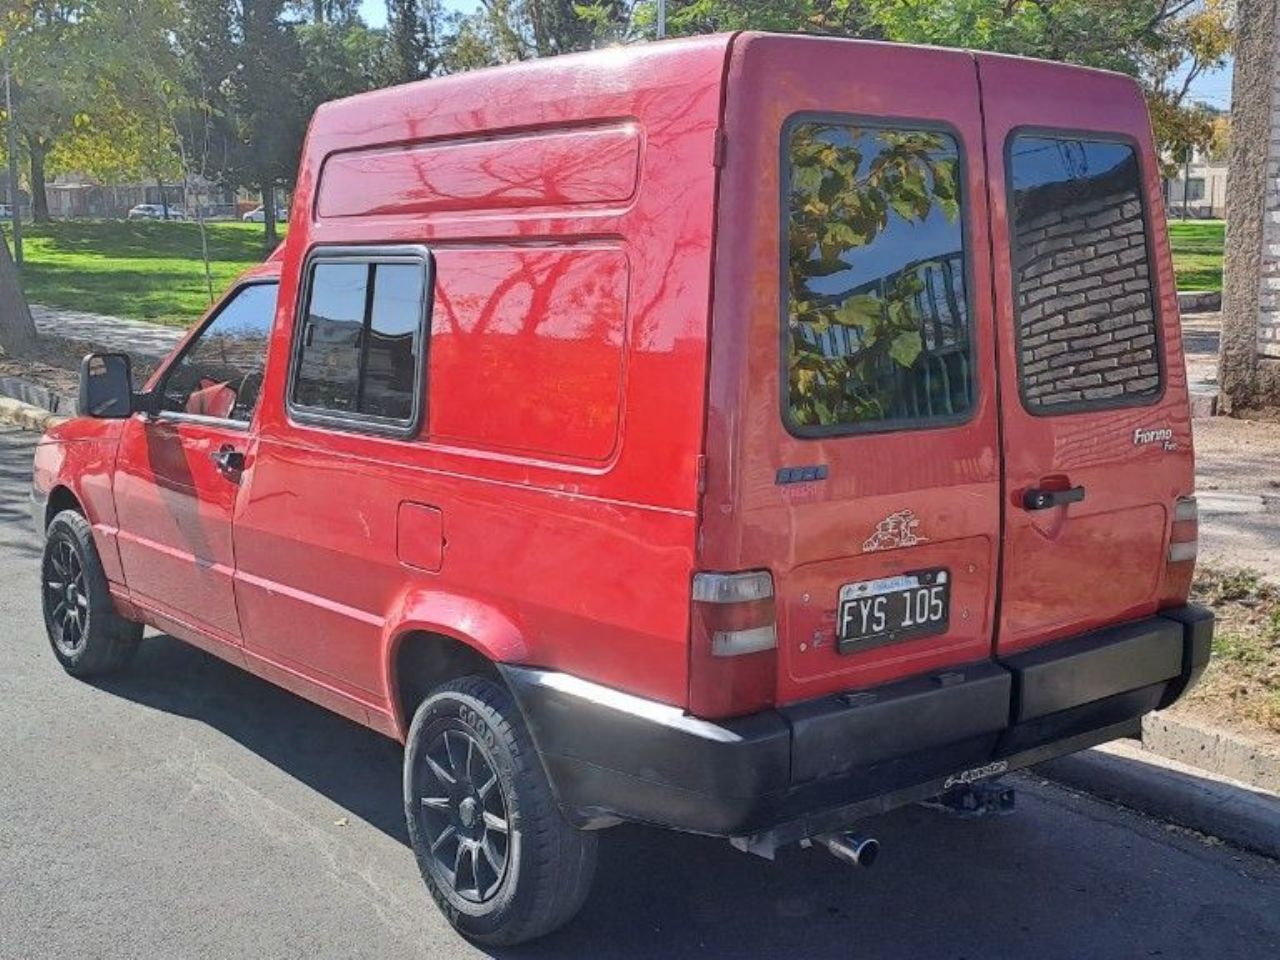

127,204,188,221
242,205,289,223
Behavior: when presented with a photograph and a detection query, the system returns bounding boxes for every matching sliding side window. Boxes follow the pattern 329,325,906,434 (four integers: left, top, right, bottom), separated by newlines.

290,248,431,435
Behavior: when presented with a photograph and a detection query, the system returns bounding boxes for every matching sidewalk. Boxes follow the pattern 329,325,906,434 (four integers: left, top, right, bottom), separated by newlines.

30,303,184,362
1194,415,1280,583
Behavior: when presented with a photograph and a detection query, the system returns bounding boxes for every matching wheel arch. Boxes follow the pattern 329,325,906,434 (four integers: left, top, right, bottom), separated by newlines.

382,590,530,740
46,484,84,527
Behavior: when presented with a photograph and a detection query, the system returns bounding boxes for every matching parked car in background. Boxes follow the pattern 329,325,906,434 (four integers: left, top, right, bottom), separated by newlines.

33,33,1213,948
127,204,188,221
242,204,288,222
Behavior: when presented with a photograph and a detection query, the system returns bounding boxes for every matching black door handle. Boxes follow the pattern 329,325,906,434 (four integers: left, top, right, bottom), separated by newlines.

210,445,245,475
1023,485,1086,510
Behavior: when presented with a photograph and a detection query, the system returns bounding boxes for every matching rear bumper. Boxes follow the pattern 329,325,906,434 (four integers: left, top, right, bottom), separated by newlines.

500,604,1214,841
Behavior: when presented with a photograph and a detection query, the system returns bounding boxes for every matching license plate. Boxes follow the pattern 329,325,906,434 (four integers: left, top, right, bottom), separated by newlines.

837,569,950,654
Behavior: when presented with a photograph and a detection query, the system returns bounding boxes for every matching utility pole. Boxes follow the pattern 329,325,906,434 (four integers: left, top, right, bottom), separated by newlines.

4,43,22,266
656,0,666,39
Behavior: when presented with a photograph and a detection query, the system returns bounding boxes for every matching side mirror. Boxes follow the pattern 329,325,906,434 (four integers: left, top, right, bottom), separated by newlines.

78,353,134,419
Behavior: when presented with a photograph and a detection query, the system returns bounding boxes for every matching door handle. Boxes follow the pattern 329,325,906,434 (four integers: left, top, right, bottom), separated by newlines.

1022,485,1086,510
210,444,245,476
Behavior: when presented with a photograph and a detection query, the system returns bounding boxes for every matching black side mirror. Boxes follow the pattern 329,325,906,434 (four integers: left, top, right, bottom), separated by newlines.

78,353,134,419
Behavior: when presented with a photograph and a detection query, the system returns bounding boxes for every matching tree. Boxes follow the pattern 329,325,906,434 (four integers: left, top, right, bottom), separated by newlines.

386,0,446,82
448,0,632,64
178,0,309,248
645,1,1232,168
2,1,181,221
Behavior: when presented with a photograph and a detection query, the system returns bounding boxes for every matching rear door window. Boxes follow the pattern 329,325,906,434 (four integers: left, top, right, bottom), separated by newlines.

1007,134,1161,411
782,119,974,434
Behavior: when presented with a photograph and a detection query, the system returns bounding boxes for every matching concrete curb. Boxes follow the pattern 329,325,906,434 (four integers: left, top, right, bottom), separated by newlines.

1189,390,1219,418
1177,290,1222,313
0,395,67,434
1037,740,1280,859
1143,712,1280,795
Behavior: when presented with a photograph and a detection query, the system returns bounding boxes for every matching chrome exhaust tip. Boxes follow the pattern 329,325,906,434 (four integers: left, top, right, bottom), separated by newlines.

816,832,880,868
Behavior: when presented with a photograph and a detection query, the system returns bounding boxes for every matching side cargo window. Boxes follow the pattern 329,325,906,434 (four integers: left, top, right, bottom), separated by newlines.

782,118,975,435
290,248,431,435
1007,134,1162,411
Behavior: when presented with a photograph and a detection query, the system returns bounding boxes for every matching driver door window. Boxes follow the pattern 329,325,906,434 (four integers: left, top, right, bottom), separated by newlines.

161,282,278,423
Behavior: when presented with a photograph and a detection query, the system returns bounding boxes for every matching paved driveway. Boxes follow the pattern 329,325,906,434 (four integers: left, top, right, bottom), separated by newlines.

1,424,1277,959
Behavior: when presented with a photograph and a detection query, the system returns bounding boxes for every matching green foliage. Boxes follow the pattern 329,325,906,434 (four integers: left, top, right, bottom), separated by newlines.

1,0,184,217
646,0,1232,167
786,123,958,427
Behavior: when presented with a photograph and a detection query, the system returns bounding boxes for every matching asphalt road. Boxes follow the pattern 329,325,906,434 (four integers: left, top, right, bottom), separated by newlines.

1,422,1277,960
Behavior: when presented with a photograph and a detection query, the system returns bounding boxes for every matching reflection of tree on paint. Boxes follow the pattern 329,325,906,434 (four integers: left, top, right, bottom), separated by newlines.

785,124,972,428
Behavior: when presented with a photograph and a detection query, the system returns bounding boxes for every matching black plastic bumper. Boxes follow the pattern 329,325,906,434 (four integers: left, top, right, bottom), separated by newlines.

500,604,1214,841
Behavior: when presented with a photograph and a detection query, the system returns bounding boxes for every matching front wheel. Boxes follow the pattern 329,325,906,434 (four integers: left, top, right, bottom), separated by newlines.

404,676,597,945
41,509,142,677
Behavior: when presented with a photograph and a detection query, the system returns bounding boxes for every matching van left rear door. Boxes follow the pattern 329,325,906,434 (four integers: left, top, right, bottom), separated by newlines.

702,35,1003,706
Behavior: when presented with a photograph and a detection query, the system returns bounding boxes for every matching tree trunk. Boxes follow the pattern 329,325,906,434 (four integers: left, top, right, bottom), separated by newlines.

28,139,49,224
0,226,37,356
262,183,278,249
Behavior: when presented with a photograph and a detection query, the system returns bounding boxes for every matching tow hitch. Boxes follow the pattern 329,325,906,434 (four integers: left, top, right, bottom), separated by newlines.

918,779,1016,818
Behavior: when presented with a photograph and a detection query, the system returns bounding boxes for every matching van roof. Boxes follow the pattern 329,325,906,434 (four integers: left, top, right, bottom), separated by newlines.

311,32,1137,145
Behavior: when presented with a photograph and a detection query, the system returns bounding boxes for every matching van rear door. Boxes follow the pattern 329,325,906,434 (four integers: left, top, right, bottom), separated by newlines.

976,55,1196,655
702,35,1002,708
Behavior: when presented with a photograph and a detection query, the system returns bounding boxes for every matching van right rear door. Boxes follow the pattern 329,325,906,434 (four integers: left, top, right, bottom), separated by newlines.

976,55,1196,656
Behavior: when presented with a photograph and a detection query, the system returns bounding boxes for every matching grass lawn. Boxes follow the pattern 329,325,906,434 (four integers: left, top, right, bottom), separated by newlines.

8,220,279,328
1168,219,1225,292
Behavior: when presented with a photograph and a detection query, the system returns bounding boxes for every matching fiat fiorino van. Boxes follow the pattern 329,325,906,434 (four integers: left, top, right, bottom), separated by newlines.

32,32,1213,945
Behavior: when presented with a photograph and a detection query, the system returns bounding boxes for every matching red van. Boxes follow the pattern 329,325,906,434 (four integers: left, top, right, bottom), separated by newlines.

32,33,1212,945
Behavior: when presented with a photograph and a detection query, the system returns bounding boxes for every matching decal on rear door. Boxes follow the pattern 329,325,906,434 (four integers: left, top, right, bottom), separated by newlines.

862,509,929,552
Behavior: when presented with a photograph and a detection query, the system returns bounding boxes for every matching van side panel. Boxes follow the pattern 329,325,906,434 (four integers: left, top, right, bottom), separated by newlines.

233,39,731,722
427,246,629,463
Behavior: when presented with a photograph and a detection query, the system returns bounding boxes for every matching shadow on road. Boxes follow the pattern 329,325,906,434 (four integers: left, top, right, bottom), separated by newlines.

87,634,1278,960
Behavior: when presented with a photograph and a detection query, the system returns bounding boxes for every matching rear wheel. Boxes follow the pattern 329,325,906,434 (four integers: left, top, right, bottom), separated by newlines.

404,676,597,945
41,509,142,677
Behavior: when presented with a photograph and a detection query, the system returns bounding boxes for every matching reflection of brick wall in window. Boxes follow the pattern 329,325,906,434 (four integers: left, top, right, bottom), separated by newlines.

1014,158,1160,409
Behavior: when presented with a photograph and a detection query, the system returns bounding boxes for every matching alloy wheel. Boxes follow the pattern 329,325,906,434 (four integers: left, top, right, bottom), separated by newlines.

415,725,512,904
44,537,88,658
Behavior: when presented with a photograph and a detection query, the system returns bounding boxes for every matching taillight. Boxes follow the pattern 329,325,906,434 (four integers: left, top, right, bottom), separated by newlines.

1169,496,1199,563
1159,495,1198,605
688,571,778,719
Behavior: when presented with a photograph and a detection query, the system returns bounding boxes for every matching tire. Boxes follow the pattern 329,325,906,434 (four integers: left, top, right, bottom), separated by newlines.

41,509,142,677
404,675,597,946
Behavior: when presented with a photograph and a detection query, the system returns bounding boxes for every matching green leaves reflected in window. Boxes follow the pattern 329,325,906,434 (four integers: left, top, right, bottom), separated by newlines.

784,121,974,432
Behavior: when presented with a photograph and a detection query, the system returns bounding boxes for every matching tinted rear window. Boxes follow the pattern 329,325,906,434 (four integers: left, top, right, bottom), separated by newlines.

1008,135,1161,411
783,120,974,433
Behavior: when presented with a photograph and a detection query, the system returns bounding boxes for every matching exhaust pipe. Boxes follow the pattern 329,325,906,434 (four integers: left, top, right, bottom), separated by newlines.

816,831,880,868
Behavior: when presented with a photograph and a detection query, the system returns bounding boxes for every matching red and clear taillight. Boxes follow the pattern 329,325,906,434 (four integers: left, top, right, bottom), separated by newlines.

1168,496,1199,563
687,570,778,719
1159,495,1199,604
